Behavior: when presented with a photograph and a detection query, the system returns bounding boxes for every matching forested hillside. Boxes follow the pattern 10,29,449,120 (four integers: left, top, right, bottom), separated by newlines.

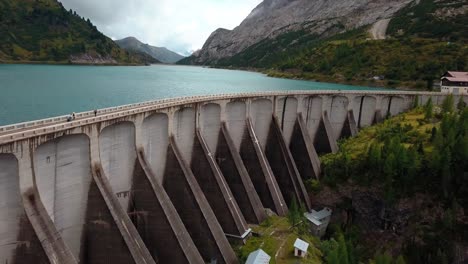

0,0,154,64
312,95,468,263
182,0,467,90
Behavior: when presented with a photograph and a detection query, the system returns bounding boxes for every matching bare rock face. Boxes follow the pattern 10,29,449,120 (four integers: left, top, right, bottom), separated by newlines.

69,54,117,64
192,0,413,64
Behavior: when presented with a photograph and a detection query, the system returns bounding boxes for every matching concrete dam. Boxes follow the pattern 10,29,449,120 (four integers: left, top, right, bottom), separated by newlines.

0,91,456,264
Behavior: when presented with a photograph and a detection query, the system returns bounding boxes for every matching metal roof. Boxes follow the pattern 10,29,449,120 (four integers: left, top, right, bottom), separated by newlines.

294,238,309,252
304,212,322,225
447,71,468,78
311,208,332,220
442,77,468,82
245,249,271,264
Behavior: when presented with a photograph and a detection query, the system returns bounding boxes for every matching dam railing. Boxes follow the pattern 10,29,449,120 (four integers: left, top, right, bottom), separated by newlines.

0,90,442,145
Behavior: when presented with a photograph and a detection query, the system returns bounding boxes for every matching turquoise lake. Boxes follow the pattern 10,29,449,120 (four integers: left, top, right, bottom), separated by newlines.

0,64,385,125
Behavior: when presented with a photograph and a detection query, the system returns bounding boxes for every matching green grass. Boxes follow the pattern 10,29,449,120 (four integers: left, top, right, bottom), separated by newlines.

235,216,322,263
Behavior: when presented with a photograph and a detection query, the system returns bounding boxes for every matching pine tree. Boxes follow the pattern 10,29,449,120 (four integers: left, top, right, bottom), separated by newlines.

457,96,466,111
424,98,433,120
441,94,454,113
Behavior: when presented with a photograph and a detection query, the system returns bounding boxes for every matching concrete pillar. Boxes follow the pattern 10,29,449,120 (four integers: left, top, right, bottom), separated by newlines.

17,142,77,264
164,138,238,264
289,113,321,180
320,111,339,153
193,128,249,239
90,127,155,264
265,116,312,211
243,117,288,216
0,153,50,264
218,123,267,224
138,113,204,263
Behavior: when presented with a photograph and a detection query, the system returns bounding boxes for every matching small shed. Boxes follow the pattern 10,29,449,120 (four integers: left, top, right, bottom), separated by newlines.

293,238,309,258
304,207,332,238
245,249,271,264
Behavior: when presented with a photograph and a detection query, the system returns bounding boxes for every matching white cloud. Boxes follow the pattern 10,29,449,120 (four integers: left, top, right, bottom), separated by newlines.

59,0,262,55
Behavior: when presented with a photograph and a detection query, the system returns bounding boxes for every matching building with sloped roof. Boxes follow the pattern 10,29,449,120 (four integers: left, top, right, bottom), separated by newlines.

245,249,271,264
441,72,468,95
304,207,332,238
293,238,309,258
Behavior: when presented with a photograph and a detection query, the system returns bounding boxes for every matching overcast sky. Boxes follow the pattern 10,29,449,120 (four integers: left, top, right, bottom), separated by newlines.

59,0,262,56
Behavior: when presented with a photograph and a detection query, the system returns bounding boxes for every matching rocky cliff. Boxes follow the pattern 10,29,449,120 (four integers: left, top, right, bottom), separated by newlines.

187,0,413,64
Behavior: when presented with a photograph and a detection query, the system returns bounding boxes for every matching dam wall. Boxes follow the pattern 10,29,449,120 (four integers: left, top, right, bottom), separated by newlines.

0,91,459,263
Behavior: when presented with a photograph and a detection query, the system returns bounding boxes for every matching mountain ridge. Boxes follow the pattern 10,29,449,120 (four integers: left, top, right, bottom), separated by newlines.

0,0,152,64
115,37,185,64
184,0,413,64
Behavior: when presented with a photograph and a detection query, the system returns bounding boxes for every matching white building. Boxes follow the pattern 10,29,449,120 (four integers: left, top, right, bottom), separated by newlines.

304,207,332,238
293,238,309,258
245,249,271,264
441,71,468,95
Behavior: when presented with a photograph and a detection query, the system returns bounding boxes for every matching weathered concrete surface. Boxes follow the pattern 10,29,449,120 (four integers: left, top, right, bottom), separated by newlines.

276,97,298,146
0,154,50,264
353,96,377,128
92,164,155,264
303,96,323,142
164,138,237,264
290,113,321,180
342,110,358,138
0,91,449,263
217,123,267,224
265,117,311,210
34,135,92,261
244,118,288,216
319,111,339,153
134,151,204,263
141,113,169,186
99,122,137,211
328,96,349,140
173,107,196,163
192,129,248,238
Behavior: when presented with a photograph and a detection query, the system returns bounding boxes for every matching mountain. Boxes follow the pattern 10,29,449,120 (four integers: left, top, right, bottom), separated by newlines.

0,0,153,64
179,0,467,90
181,0,413,65
116,37,185,64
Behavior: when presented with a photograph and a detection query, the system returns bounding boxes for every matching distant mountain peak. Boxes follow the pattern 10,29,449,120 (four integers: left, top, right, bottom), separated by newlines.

186,0,413,64
116,37,185,64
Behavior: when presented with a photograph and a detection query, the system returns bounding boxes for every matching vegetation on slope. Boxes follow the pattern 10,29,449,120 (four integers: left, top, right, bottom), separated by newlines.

187,0,467,90
235,96,466,263
0,0,154,64
315,95,467,263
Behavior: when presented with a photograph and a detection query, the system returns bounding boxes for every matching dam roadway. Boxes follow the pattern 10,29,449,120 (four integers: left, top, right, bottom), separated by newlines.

0,90,460,264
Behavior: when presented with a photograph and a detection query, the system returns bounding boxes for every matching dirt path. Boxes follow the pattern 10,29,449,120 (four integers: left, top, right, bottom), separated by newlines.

369,18,391,40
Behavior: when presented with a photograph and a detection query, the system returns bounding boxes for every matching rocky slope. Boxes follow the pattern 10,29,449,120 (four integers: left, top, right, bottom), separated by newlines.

186,0,413,64
116,37,185,64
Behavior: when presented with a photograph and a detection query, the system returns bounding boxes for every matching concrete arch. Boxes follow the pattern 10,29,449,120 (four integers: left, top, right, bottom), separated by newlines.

142,113,169,185
382,96,405,118
303,96,323,141
0,154,22,264
33,134,92,260
225,101,247,151
352,96,377,128
200,103,221,154
276,97,298,146
173,107,196,163
328,96,349,139
250,98,273,149
99,121,136,211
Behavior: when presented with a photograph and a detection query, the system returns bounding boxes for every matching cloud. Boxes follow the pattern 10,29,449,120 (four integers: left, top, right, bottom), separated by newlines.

59,0,262,55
